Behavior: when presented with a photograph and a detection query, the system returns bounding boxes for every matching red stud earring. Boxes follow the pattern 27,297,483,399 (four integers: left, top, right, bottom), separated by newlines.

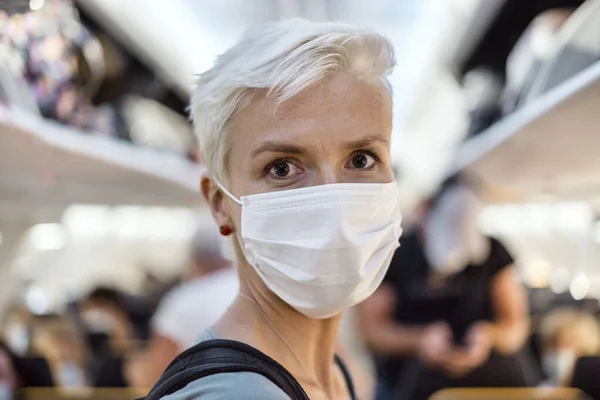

219,226,232,236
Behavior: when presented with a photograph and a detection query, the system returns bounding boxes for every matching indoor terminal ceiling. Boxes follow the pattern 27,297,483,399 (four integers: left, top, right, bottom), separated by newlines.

79,0,493,207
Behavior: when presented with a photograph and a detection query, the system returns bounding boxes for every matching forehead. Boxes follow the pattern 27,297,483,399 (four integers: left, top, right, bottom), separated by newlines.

228,75,392,150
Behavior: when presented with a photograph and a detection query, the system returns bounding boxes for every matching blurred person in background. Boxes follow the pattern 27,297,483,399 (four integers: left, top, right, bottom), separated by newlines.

80,287,135,357
0,339,56,397
1,307,33,357
144,18,402,400
141,226,238,386
539,307,600,387
30,315,89,389
358,176,531,400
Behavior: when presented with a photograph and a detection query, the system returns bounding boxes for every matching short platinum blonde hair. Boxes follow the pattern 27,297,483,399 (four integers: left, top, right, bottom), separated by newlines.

190,18,396,183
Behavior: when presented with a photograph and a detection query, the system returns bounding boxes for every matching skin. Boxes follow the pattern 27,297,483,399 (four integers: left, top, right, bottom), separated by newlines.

143,259,230,386
358,262,529,379
144,334,180,387
201,73,393,400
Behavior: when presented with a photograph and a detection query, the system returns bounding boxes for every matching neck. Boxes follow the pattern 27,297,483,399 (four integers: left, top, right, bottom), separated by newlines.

216,271,342,393
188,263,228,281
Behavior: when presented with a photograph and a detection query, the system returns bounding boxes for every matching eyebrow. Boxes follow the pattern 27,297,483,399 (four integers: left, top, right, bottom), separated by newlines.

251,141,307,157
250,134,389,158
343,135,390,151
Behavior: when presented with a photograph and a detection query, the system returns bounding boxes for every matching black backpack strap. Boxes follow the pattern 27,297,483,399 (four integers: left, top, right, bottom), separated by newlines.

143,339,309,400
334,355,357,400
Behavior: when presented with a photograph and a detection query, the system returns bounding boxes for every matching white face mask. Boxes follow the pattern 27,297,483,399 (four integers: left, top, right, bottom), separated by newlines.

82,309,117,334
6,324,29,356
216,181,402,319
542,350,576,382
423,185,489,275
57,362,87,388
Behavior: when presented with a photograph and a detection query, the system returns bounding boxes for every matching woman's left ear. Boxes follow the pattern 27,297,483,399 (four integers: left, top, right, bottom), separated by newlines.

200,172,232,231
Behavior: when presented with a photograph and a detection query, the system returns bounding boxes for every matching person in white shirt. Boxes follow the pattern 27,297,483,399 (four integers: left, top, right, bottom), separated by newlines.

143,227,239,385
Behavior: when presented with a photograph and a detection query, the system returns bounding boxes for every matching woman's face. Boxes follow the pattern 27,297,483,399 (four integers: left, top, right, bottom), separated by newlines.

207,74,394,232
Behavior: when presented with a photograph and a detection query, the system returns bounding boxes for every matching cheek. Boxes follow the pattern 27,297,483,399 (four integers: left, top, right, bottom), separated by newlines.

361,162,394,183
382,165,395,181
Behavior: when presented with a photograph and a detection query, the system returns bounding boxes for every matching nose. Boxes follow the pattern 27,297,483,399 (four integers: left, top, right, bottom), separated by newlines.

312,165,342,186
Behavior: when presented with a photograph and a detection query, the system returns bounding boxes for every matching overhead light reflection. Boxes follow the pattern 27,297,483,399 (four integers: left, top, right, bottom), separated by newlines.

570,274,590,300
522,258,552,289
26,286,50,315
29,224,66,251
550,267,571,294
29,0,44,11
480,202,593,235
63,204,197,241
62,205,111,239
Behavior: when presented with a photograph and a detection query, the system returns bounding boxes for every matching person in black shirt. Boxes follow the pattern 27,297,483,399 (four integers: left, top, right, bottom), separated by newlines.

358,176,533,400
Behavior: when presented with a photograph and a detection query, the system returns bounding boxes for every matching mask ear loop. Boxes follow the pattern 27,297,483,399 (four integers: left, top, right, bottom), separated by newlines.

213,178,243,206
211,177,251,262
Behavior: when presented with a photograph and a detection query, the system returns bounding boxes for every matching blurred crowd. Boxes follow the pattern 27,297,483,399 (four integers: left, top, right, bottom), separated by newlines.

1,287,152,391
0,226,234,395
1,181,599,400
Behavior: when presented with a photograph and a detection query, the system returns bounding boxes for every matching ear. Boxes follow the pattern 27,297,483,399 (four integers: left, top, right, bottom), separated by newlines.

200,172,232,229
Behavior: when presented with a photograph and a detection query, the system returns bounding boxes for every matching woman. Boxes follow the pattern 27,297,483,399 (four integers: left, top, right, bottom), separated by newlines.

163,18,402,400
358,177,533,400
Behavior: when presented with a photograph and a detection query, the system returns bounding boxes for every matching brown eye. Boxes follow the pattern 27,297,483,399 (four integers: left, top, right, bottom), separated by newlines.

348,152,376,170
265,160,302,181
271,162,290,177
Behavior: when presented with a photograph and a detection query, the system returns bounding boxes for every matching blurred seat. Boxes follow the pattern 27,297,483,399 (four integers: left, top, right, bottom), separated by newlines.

430,388,587,400
456,352,540,387
19,387,147,400
571,356,600,400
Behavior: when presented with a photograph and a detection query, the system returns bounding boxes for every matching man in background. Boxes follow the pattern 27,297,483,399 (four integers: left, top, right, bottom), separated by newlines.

140,226,239,386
